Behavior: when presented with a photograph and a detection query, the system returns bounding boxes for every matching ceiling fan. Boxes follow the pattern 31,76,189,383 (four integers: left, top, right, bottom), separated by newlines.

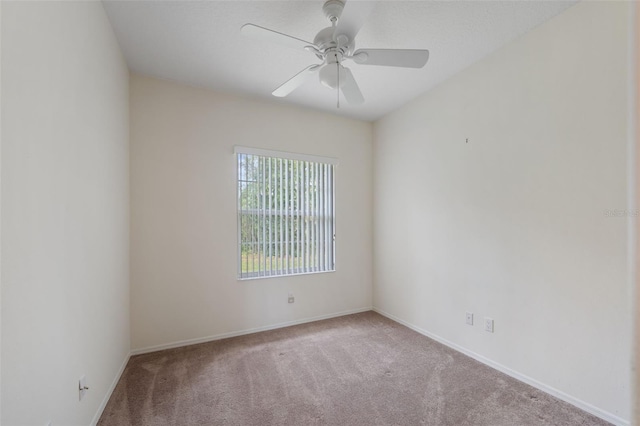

241,0,429,106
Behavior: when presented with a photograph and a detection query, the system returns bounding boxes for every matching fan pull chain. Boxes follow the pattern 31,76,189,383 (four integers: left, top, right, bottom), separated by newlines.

336,57,340,109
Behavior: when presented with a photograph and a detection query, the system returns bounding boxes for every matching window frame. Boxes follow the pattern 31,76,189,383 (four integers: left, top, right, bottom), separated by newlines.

234,146,338,280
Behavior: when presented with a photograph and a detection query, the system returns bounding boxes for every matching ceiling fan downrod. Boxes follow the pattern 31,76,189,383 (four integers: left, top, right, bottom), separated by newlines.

323,0,344,25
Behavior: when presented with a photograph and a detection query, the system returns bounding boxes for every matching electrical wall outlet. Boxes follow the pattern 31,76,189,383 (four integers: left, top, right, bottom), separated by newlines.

484,318,494,333
465,312,474,325
79,375,89,401
288,293,294,304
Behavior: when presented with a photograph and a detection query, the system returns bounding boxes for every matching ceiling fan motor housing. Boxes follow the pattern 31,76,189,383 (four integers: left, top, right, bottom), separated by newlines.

314,27,353,55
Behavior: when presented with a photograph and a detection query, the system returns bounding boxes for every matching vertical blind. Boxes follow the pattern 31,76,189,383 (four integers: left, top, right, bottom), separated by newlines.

235,147,336,279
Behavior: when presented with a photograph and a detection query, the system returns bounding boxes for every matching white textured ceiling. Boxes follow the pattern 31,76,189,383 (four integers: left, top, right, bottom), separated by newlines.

103,0,577,121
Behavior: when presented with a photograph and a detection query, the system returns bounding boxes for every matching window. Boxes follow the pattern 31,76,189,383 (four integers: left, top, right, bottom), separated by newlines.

235,146,336,279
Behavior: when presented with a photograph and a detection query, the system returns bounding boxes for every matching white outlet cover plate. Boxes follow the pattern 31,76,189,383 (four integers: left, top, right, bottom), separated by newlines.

466,312,474,325
485,318,494,333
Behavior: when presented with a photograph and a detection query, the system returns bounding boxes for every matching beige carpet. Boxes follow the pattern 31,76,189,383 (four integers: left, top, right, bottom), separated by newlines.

99,311,610,425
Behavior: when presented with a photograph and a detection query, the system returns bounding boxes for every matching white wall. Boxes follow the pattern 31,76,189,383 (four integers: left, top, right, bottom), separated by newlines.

0,0,3,421
1,2,130,425
373,1,630,424
633,3,640,424
130,74,372,352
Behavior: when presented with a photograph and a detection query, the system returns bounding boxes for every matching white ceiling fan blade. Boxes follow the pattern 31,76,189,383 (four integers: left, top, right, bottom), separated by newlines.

241,23,314,51
341,67,364,105
352,49,430,68
333,1,375,45
272,65,321,97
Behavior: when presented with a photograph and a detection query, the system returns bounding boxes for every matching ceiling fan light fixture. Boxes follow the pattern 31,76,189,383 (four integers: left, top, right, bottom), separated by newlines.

319,63,347,89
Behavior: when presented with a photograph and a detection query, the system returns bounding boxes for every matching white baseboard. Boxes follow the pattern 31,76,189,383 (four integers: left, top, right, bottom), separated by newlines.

131,307,373,356
372,307,629,426
91,352,131,426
